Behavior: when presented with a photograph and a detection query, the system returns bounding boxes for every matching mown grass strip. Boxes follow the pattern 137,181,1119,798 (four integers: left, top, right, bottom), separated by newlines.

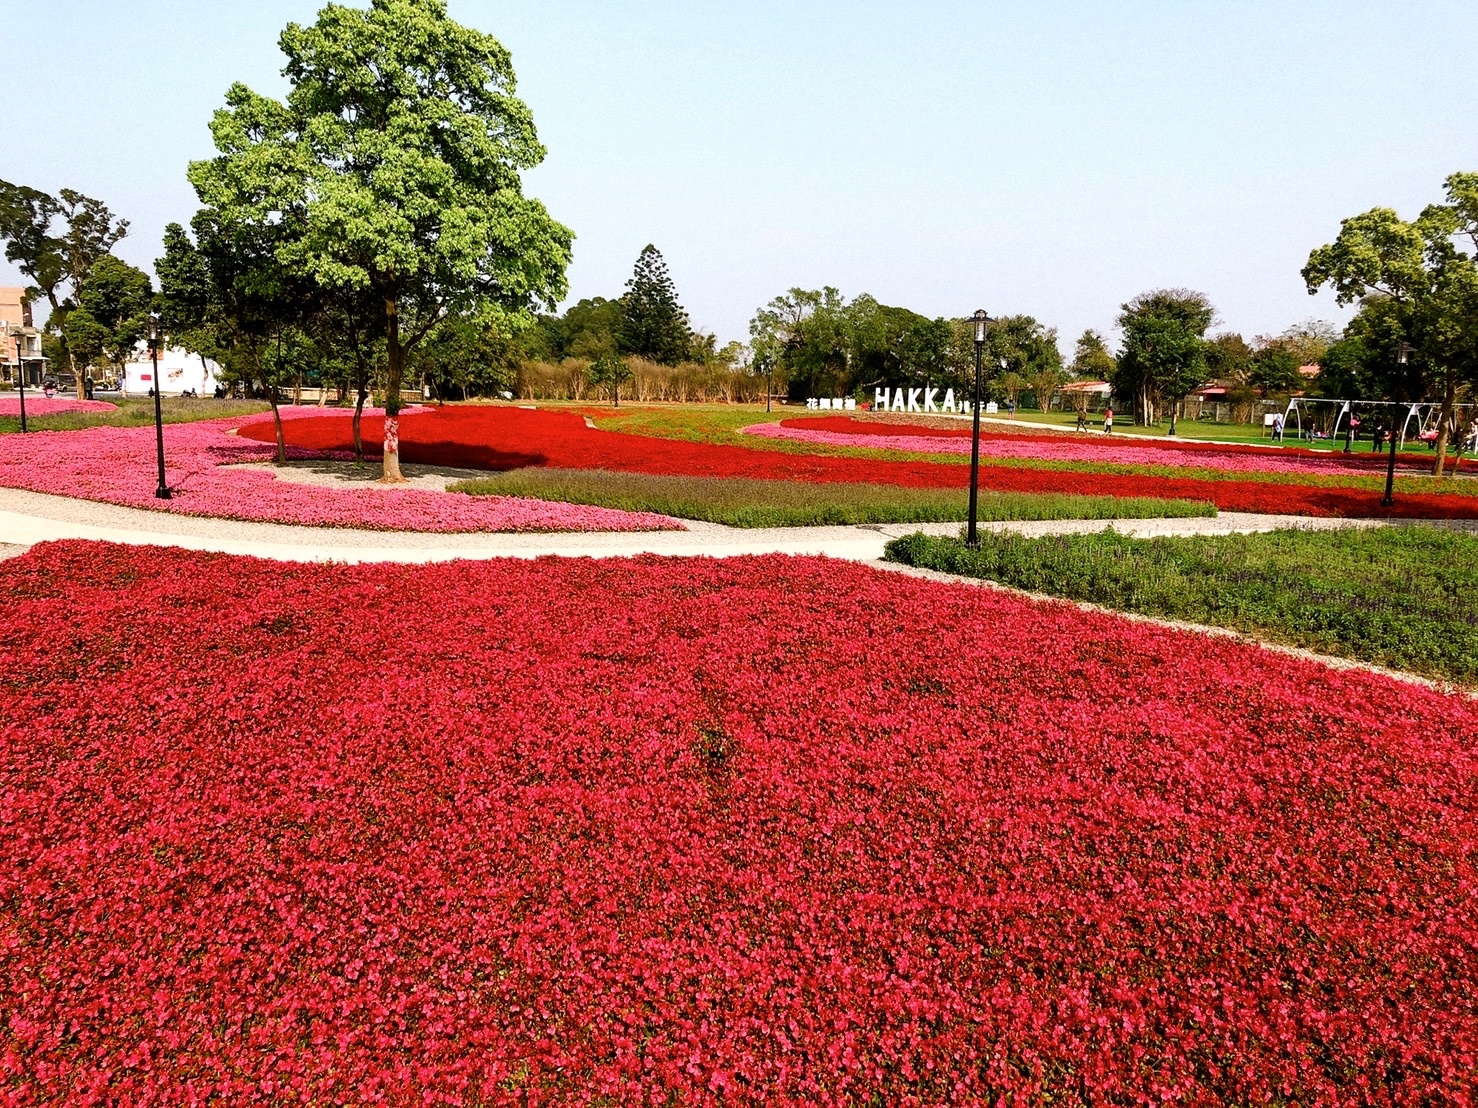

885,525,1478,683
582,405,1478,500
451,467,1215,528
0,398,269,434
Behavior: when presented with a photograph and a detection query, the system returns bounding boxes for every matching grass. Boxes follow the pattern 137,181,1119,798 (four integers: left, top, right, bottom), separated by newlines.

576,403,1478,500
884,524,1478,682
0,397,269,434
451,467,1218,528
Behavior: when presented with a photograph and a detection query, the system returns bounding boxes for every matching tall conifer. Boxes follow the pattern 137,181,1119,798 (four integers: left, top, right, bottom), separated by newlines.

619,244,691,364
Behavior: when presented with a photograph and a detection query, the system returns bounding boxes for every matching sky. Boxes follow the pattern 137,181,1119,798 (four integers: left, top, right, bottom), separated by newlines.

3,0,1476,353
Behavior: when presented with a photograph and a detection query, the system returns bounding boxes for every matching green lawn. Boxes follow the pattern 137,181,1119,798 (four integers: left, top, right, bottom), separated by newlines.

0,397,269,434
884,524,1478,682
452,467,1217,528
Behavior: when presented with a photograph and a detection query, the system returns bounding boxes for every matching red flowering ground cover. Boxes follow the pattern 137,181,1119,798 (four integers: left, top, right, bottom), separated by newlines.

242,404,1478,519
769,416,1439,477
3,541,1476,1104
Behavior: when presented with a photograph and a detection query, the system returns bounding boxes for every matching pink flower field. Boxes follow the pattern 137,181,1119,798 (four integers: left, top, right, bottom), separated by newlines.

0,410,680,533
0,396,118,416
747,418,1434,477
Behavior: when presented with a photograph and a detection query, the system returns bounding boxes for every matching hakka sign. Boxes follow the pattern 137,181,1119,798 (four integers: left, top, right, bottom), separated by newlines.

873,387,992,415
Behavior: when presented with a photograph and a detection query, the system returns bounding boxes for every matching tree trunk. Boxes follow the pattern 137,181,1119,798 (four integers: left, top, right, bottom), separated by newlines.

1433,372,1456,477
353,388,367,462
268,393,286,465
381,291,407,483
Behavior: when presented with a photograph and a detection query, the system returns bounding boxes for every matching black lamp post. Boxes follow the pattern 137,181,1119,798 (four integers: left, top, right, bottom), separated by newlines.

12,330,27,433
148,313,171,499
1343,402,1354,454
966,309,989,549
1381,344,1414,508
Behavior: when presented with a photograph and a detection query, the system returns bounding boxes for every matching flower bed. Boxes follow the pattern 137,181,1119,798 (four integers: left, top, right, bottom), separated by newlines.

0,396,118,416
239,404,1478,519
2,541,1475,1103
0,410,678,533
758,416,1437,476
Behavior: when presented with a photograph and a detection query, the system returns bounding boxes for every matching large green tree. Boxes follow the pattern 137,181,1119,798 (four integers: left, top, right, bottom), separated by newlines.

984,315,1063,410
62,255,153,384
156,211,309,462
1304,174,1478,474
1113,290,1214,432
189,0,573,480
0,181,129,396
619,245,692,365
1069,329,1117,380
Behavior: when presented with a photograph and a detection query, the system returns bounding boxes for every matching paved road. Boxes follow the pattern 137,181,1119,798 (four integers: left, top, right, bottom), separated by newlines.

0,486,1405,565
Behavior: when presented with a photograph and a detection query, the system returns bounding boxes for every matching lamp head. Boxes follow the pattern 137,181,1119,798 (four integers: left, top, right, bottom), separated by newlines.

973,309,989,344
1397,342,1415,365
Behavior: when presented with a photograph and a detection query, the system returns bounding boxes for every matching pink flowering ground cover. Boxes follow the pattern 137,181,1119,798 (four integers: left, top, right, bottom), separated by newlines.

2,542,1476,1104
750,418,1434,478
0,396,117,416
0,410,679,533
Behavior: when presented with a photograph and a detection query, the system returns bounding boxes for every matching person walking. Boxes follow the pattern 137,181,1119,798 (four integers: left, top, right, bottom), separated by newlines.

1272,413,1284,443
1075,408,1088,432
1103,406,1113,434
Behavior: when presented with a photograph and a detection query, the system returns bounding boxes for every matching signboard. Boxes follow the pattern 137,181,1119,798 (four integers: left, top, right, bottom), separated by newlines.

872,387,988,415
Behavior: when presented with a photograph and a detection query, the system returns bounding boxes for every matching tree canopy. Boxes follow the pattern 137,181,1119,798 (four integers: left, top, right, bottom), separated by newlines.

619,245,692,364
188,0,573,479
62,255,153,380
0,180,130,395
1304,171,1478,471
1113,290,1214,431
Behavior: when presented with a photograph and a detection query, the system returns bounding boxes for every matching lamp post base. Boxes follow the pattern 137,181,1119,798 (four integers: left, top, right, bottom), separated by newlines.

155,487,172,500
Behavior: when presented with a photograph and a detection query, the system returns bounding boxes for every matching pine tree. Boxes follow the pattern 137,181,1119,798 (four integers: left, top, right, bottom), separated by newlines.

619,244,692,364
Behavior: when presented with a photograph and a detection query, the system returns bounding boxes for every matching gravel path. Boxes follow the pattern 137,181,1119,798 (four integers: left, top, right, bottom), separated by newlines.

0,485,1434,566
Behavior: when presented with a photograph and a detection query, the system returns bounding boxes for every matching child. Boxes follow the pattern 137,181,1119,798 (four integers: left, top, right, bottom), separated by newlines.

1103,406,1113,434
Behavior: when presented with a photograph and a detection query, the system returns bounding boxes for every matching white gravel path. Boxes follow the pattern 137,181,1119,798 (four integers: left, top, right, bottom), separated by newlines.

0,484,1425,566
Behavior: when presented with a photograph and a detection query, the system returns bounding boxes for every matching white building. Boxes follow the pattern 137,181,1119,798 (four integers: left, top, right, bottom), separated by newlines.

121,345,222,397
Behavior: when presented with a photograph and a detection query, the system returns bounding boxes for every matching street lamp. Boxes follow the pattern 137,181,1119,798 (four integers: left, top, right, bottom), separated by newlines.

966,309,989,549
1381,344,1415,508
148,313,171,499
10,327,27,433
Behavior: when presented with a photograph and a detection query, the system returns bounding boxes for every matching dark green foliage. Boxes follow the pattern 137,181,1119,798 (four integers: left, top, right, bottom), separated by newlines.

620,245,692,364
585,353,633,406
412,316,523,400
453,468,1214,528
885,525,1478,682
62,255,153,377
1112,289,1214,426
1249,342,1304,396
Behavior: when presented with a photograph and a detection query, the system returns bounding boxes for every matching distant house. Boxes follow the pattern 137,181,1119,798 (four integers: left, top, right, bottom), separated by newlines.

120,343,223,397
0,288,47,387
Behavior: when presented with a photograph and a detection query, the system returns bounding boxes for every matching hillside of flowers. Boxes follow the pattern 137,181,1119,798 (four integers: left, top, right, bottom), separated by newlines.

3,540,1475,1103
751,415,1441,477
241,404,1478,519
0,410,678,533
0,396,117,416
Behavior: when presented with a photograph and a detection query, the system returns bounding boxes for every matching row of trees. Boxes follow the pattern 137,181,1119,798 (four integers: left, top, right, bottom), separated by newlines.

0,181,154,397
1303,172,1478,475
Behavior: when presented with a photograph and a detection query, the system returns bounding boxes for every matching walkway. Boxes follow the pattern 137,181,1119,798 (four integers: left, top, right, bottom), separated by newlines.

0,486,1398,565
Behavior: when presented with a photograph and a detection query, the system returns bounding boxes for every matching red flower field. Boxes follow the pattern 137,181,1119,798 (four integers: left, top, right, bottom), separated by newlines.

3,541,1476,1103
239,405,1478,518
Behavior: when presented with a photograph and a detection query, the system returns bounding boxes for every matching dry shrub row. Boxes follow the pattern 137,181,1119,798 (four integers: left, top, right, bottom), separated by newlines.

517,357,765,403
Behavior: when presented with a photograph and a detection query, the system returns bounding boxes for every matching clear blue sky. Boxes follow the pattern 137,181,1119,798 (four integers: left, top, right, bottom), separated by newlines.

3,0,1476,352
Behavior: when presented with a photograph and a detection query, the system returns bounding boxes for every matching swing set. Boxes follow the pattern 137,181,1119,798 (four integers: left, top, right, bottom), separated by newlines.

1281,397,1478,452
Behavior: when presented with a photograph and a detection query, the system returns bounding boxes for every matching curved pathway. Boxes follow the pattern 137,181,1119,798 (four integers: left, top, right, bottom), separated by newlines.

0,485,1410,565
